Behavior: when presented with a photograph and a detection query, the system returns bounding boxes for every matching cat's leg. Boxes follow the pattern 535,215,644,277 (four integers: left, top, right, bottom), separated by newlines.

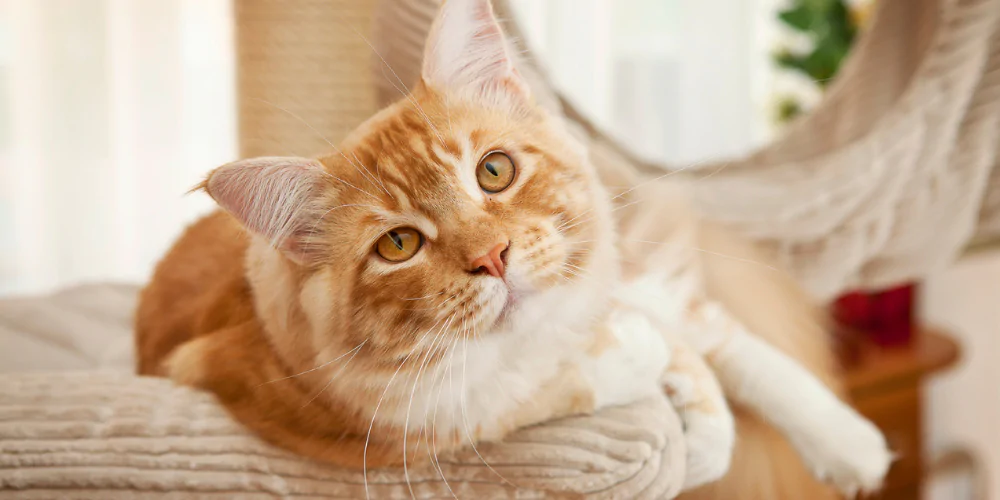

585,306,735,490
580,310,670,409
659,331,735,491
616,279,891,495
691,301,893,496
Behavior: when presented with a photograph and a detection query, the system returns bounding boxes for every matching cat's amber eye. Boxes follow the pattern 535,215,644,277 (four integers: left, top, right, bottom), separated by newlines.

476,151,516,193
376,228,423,262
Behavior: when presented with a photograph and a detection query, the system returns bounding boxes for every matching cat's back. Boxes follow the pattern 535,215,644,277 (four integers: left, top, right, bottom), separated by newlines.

135,210,253,375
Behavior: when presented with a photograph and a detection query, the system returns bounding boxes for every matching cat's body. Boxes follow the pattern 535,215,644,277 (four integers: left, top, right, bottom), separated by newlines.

137,0,890,497
135,203,714,470
137,194,887,497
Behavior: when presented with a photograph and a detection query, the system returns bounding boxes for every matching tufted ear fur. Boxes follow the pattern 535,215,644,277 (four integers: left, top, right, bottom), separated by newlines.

421,0,530,102
200,156,328,264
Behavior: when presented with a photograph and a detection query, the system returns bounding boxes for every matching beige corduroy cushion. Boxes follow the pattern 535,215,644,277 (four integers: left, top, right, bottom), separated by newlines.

0,284,687,499
0,371,685,499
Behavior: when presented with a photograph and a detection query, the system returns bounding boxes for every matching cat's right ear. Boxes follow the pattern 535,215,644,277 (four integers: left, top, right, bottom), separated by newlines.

198,157,328,264
421,0,530,103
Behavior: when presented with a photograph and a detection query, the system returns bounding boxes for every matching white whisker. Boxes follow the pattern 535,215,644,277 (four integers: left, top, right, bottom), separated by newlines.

427,337,461,499
250,98,381,200
407,290,463,312
307,203,381,237
621,238,779,272
398,290,447,301
558,198,642,235
693,161,730,182
352,151,395,199
364,317,450,500
299,339,366,409
358,26,447,145
256,339,367,387
403,316,454,497
558,159,711,234
363,350,412,500
460,316,515,487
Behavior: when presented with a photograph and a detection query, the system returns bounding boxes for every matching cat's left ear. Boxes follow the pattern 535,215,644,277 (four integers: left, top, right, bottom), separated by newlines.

421,0,530,102
198,156,329,265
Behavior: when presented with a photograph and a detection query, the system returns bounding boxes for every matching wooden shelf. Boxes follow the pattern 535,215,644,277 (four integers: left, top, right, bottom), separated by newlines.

839,329,961,500
844,329,961,399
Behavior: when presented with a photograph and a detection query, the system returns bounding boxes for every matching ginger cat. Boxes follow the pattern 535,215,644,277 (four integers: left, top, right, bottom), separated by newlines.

136,0,890,497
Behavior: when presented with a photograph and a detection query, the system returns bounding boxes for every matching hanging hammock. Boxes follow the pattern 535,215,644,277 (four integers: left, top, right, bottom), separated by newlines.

366,0,1000,300
237,0,1000,300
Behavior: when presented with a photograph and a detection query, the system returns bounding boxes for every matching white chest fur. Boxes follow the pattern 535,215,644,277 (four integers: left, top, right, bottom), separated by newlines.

374,282,673,446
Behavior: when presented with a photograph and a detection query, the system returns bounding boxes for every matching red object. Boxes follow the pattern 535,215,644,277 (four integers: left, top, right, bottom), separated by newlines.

832,283,916,347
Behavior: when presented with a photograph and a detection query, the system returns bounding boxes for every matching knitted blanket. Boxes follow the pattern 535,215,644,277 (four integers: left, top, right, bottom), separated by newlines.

238,0,1000,300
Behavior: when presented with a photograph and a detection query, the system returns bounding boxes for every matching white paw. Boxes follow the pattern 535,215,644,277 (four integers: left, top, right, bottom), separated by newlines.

662,374,735,488
680,410,735,490
584,310,669,408
662,372,696,406
793,405,893,497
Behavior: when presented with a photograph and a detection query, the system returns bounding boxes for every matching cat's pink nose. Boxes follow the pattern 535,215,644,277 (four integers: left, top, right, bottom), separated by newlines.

469,242,509,278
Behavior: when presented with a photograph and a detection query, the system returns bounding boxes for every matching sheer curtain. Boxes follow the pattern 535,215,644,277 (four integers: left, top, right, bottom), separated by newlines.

508,0,809,165
0,0,236,295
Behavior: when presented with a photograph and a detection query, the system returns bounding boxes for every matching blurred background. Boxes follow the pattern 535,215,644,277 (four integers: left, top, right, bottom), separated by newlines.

0,0,836,295
0,0,997,498
0,1,234,295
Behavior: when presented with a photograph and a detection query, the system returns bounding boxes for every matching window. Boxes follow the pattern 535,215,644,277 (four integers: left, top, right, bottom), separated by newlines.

509,0,793,164
0,0,236,295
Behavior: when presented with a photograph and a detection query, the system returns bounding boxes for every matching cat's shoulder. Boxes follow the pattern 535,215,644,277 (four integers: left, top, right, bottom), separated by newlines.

136,210,251,374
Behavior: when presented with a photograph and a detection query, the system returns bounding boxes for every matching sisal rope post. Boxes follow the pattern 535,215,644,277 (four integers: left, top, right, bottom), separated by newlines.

235,0,379,159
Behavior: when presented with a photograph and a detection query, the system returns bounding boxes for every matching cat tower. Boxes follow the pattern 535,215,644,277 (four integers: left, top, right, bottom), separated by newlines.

2,0,999,498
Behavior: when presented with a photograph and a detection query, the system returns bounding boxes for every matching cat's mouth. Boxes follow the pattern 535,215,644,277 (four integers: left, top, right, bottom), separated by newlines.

496,292,518,324
490,269,534,327
488,280,525,328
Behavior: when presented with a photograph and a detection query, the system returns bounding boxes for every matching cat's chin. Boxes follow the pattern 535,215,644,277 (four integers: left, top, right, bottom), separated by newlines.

493,292,519,328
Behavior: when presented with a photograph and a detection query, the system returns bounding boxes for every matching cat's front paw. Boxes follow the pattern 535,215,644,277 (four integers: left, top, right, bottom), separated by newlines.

795,405,893,497
585,310,670,408
678,409,735,490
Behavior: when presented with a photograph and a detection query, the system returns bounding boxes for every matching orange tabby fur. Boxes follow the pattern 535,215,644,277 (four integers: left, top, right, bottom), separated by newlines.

136,211,842,497
136,0,846,495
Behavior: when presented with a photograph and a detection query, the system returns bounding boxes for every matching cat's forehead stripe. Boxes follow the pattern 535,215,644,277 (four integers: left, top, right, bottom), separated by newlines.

451,136,486,205
362,108,489,210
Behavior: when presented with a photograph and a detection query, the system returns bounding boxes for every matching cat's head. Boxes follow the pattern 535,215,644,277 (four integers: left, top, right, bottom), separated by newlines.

202,0,618,365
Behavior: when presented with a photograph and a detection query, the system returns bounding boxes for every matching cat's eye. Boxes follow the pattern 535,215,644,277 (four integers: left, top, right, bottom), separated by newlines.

476,151,516,193
376,228,423,262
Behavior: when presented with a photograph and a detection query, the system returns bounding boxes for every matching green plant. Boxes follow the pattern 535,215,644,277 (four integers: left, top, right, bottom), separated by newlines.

773,0,860,122
776,96,805,123
775,0,857,87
